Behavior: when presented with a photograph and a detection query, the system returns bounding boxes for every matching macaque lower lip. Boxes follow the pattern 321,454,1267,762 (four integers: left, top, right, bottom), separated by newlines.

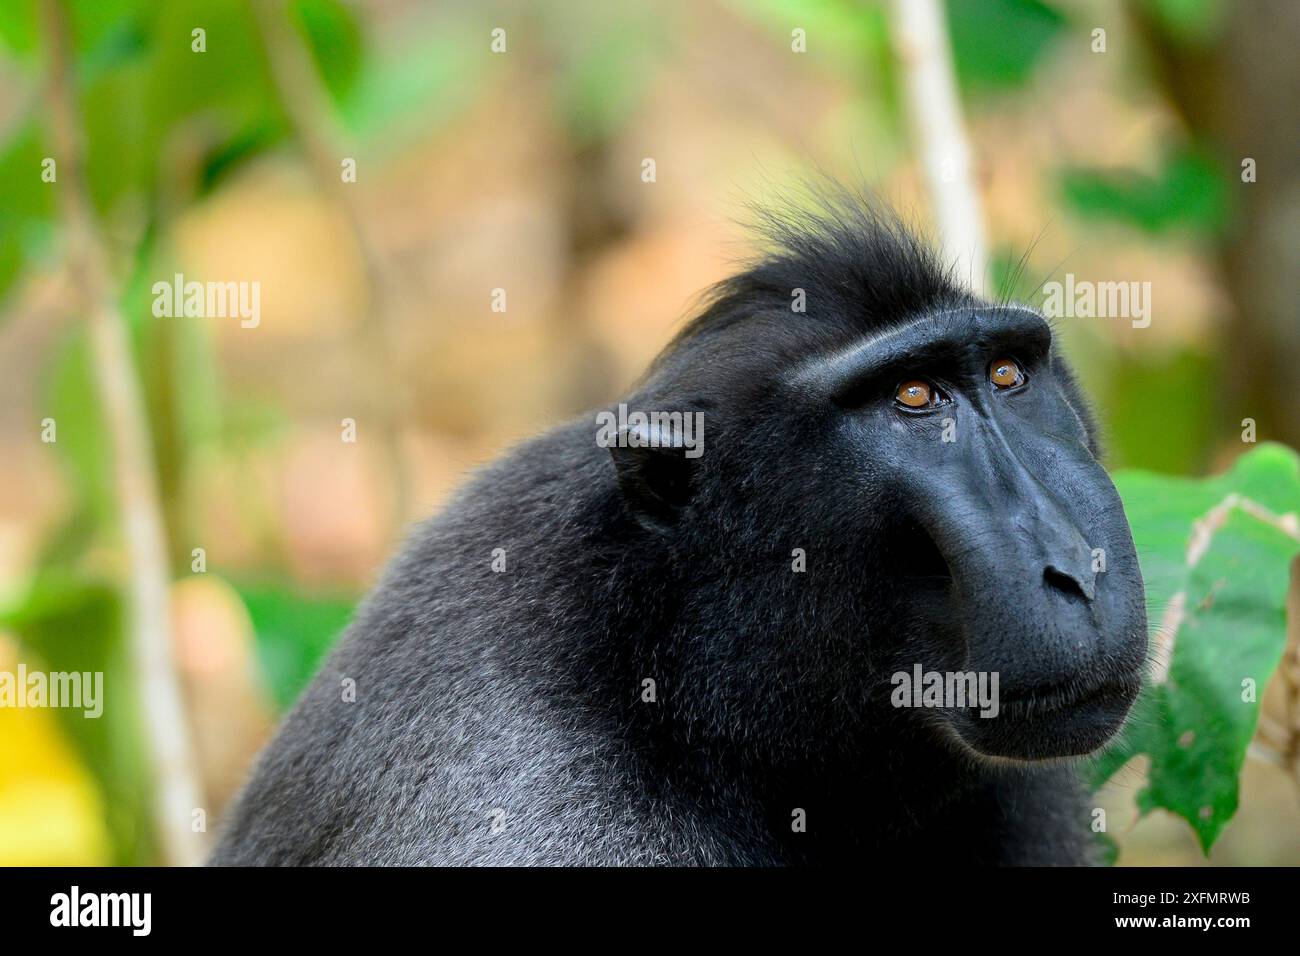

956,687,1139,760
1000,674,1142,715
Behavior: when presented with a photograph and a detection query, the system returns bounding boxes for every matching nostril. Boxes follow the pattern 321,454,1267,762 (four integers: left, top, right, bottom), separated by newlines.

1044,566,1090,603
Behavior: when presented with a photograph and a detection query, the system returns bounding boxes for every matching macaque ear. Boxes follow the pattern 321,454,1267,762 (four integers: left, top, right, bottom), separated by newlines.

608,422,695,529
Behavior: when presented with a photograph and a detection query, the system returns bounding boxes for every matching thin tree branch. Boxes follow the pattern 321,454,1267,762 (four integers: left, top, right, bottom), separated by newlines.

40,0,207,866
249,0,413,526
890,0,990,291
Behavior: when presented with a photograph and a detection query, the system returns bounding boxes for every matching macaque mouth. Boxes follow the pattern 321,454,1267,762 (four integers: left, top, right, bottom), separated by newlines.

954,671,1143,761
1000,673,1142,717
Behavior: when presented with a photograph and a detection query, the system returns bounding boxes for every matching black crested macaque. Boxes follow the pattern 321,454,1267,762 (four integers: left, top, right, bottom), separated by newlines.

212,195,1148,866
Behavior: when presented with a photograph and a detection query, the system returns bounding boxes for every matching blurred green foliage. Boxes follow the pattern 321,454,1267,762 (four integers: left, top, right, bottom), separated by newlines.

1094,444,1300,854
1103,349,1220,476
1138,0,1225,47
0,574,153,865
238,584,355,710
1060,147,1228,236
946,0,1065,93
0,0,382,863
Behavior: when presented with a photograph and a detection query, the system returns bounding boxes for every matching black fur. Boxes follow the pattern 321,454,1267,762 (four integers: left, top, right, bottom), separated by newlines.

211,193,1146,866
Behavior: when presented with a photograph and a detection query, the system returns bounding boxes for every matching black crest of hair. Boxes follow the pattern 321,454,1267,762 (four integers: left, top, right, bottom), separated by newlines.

670,189,966,346
212,189,1147,866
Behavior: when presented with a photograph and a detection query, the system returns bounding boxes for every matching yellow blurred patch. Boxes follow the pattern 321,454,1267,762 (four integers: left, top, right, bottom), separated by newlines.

0,635,110,866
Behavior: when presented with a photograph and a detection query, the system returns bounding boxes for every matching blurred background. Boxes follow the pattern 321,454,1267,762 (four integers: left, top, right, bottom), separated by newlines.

0,0,1296,866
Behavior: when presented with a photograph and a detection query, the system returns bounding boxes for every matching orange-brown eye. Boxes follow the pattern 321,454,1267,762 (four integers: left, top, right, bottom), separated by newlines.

989,358,1025,389
895,380,933,408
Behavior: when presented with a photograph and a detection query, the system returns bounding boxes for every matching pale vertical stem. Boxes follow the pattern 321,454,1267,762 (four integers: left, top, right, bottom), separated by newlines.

249,0,413,526
40,0,207,866
890,0,990,291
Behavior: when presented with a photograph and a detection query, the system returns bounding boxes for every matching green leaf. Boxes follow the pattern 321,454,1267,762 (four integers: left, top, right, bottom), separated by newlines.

946,0,1066,94
0,0,37,57
1093,443,1300,853
75,8,151,83
1059,146,1228,236
1092,827,1120,866
74,0,293,215
338,14,480,146
1101,348,1218,475
235,584,356,710
0,119,56,306
0,572,156,865
290,0,363,106
1137,0,1225,47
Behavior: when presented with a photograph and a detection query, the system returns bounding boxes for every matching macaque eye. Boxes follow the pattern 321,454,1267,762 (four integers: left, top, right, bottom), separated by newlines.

989,358,1026,390
895,379,945,409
